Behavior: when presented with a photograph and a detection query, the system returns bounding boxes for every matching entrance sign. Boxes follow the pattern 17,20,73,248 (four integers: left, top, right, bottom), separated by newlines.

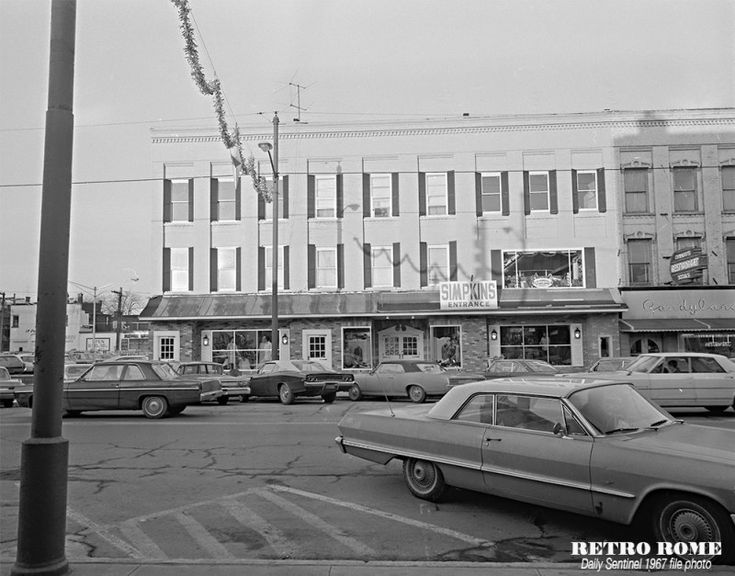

440,280,498,310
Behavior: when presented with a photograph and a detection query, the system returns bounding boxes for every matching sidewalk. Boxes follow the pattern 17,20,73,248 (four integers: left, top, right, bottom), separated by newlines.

4,559,732,576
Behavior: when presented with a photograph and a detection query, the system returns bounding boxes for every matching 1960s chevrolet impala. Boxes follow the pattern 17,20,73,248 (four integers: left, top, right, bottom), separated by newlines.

336,378,735,563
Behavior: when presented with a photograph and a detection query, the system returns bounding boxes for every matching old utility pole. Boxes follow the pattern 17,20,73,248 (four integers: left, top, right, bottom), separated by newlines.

112,287,123,352
0,292,6,352
13,1,76,575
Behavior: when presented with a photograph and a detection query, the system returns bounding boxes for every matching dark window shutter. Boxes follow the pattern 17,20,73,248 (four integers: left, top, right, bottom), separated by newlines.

571,169,579,214
491,249,503,285
363,243,372,289
236,247,241,291
258,247,265,291
391,173,400,217
549,170,558,214
392,242,401,287
162,248,171,292
419,242,428,287
307,175,315,218
362,173,371,217
447,171,456,215
418,172,426,216
210,248,218,292
336,173,344,218
282,175,289,219
337,244,344,289
523,171,531,215
188,247,194,291
282,245,289,290
235,177,241,221
597,168,607,213
501,171,510,216
449,241,458,281
307,244,316,289
188,179,194,222
163,179,172,223
584,247,597,288
475,172,483,216
258,194,265,221
210,178,219,222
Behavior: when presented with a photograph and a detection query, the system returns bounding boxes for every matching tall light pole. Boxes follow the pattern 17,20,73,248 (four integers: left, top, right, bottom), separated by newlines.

259,112,280,360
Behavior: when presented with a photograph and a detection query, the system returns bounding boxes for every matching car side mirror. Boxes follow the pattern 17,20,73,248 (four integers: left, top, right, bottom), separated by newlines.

553,422,567,437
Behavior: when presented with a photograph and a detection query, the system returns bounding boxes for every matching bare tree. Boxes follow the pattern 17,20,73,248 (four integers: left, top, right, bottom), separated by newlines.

100,290,146,316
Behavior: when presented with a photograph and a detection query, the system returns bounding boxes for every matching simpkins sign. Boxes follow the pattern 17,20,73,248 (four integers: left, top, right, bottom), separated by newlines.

440,280,498,310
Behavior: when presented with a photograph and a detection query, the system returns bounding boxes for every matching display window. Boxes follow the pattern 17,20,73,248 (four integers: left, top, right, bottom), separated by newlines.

499,325,572,365
503,250,584,288
682,333,734,357
211,329,272,370
430,325,462,367
342,327,372,369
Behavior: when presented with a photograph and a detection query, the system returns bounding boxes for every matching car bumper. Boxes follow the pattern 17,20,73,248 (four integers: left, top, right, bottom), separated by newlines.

200,390,223,402
303,382,338,396
223,385,251,398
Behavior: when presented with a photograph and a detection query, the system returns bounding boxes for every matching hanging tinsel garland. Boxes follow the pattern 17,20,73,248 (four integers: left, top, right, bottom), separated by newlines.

170,0,271,202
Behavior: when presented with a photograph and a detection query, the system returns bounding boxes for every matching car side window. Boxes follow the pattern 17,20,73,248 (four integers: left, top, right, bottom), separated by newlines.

455,394,495,424
495,395,559,433
123,365,146,381
377,364,403,374
562,405,588,436
691,357,725,373
85,365,124,381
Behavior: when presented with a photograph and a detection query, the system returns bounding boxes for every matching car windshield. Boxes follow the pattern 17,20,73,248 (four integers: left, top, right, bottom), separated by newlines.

291,360,328,372
624,355,660,373
417,363,443,373
526,360,556,372
152,363,178,380
568,384,670,434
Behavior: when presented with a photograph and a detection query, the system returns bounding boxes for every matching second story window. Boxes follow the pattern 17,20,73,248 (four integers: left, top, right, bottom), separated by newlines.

575,170,598,210
428,245,449,285
316,175,337,218
727,238,735,284
264,176,287,220
170,247,190,292
371,246,393,288
370,174,392,217
426,173,448,215
217,247,237,291
316,247,337,288
673,167,698,212
722,166,735,212
627,239,652,285
164,178,193,223
623,168,649,214
264,246,285,291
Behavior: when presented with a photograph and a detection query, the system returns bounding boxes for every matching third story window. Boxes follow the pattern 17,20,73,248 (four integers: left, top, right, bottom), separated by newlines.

623,168,649,213
529,172,550,211
426,173,448,215
576,170,598,210
481,172,502,212
216,178,237,221
315,175,337,218
370,174,392,217
722,166,735,211
170,179,191,222
673,167,698,212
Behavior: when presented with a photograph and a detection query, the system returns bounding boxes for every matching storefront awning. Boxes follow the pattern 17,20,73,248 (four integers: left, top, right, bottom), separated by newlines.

619,318,734,332
140,288,626,321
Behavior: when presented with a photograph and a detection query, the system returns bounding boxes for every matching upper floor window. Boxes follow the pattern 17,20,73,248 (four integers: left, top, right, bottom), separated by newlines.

165,178,193,222
12,315,19,328
673,167,698,212
727,238,735,284
528,171,550,211
264,246,286,291
212,177,238,221
428,245,449,285
217,247,237,291
575,170,598,210
627,239,652,285
426,173,448,216
623,168,649,214
722,166,735,212
170,247,190,292
316,247,337,288
480,172,502,213
370,174,393,217
316,175,337,218
371,246,393,288
503,249,584,288
264,176,286,220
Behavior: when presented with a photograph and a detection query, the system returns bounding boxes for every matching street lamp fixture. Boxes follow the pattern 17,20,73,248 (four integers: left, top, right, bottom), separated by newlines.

259,112,280,360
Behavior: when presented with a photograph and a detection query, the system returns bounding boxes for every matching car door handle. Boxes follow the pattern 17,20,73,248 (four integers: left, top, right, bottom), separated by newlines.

484,437,502,442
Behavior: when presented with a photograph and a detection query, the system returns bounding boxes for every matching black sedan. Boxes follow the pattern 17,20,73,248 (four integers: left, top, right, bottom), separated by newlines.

14,360,222,418
248,359,353,404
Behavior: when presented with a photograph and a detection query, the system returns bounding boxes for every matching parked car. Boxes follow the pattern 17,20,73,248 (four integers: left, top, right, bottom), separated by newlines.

247,359,353,404
336,377,735,564
14,359,222,418
586,356,637,372
0,366,22,408
0,353,33,375
177,361,251,404
348,359,484,403
64,363,93,383
564,352,735,412
484,358,559,379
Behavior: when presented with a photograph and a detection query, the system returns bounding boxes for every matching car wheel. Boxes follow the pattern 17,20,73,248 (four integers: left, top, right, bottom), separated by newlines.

403,458,446,502
408,385,426,403
322,391,337,403
704,405,726,413
141,396,168,419
347,384,362,401
651,494,735,564
278,384,294,405
217,396,229,406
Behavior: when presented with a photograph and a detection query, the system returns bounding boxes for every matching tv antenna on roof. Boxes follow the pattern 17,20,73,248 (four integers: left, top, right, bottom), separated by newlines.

289,82,309,122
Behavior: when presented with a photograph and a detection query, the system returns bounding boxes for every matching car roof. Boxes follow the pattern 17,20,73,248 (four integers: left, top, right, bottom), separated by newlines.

427,377,628,420
637,352,728,359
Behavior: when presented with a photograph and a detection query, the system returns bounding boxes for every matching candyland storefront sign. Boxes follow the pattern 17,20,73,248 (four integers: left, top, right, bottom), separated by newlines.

440,280,498,310
623,289,735,319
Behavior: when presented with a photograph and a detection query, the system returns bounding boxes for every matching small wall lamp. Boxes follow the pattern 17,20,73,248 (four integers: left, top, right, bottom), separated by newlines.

281,334,289,345
202,335,209,346
574,328,581,340
490,329,498,341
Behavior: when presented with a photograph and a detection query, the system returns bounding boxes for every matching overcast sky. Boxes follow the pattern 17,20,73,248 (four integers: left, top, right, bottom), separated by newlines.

1,0,733,301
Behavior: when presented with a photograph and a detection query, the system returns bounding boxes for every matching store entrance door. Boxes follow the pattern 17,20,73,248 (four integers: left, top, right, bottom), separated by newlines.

378,325,423,361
